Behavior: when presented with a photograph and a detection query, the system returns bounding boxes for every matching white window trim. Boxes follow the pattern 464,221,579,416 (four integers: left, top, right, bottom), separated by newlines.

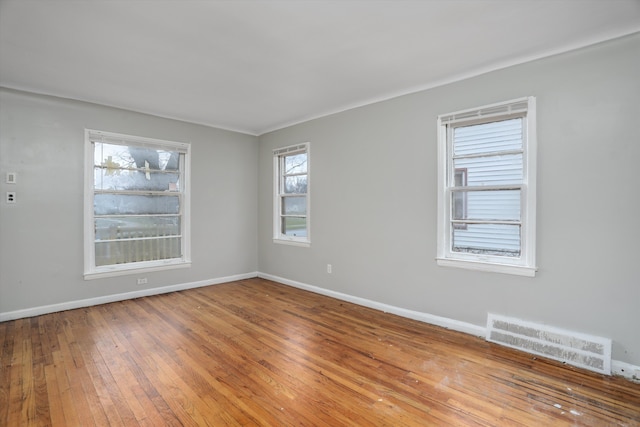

273,142,311,247
84,129,191,280
436,97,537,277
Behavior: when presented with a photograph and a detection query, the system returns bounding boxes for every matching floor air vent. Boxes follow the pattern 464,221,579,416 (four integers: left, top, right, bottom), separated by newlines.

486,313,611,375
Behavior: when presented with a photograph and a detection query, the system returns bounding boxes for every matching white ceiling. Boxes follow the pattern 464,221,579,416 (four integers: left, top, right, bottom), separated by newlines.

1,0,639,135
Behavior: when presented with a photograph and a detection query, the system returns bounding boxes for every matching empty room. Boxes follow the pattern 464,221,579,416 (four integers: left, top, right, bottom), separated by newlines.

1,0,639,425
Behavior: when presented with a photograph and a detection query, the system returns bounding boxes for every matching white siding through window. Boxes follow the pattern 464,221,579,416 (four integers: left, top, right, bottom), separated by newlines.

452,118,523,256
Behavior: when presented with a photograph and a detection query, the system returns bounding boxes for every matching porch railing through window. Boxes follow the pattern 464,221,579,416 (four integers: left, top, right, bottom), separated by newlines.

95,223,182,266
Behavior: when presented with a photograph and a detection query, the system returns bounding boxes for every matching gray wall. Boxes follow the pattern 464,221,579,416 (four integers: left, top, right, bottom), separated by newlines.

0,88,258,312
258,34,640,366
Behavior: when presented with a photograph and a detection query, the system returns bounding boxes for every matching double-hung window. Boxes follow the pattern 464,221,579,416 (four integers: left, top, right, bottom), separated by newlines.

84,130,191,278
436,97,537,276
273,143,310,246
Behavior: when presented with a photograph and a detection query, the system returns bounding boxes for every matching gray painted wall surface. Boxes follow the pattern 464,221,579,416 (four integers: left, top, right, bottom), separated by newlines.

258,34,640,365
0,89,258,312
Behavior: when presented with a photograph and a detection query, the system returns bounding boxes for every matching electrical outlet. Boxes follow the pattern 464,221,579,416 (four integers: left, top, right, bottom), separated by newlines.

6,192,16,204
327,264,332,274
137,277,148,285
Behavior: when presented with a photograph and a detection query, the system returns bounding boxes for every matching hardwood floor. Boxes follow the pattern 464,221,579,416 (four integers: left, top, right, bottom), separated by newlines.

1,278,639,426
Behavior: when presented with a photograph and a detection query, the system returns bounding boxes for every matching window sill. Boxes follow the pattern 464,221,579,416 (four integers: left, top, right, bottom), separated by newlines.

273,238,310,248
84,260,191,280
436,257,536,277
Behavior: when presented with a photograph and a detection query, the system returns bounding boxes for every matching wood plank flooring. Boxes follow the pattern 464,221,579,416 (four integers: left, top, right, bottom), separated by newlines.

1,277,639,426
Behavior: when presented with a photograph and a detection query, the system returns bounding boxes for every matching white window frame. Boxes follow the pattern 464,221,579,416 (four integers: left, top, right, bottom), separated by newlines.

273,143,310,247
436,97,537,277
84,130,191,279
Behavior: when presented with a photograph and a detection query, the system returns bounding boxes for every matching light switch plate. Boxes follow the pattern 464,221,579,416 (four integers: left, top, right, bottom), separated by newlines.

6,172,17,184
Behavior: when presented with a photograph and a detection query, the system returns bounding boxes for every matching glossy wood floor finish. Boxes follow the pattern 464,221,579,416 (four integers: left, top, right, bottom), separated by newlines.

2,278,639,426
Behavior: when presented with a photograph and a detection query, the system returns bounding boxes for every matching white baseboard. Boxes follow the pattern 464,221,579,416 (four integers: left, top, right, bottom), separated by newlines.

0,271,258,322
257,272,485,337
258,272,640,383
612,360,640,383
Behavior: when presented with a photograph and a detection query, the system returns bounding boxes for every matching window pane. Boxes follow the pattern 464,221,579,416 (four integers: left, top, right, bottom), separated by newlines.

282,217,307,237
284,153,307,174
94,167,180,191
282,196,307,215
454,154,522,186
452,223,521,257
452,190,520,221
94,194,179,215
95,237,181,266
95,216,180,241
453,118,522,156
284,175,307,194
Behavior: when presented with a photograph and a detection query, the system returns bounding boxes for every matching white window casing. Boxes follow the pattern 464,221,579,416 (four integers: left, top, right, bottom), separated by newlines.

436,97,537,277
84,130,191,279
273,143,310,247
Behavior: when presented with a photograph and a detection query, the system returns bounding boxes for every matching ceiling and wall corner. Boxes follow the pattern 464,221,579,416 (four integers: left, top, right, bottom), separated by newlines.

1,0,639,135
